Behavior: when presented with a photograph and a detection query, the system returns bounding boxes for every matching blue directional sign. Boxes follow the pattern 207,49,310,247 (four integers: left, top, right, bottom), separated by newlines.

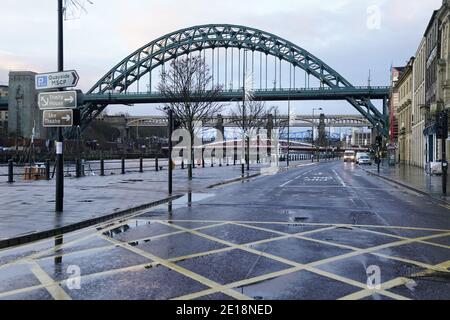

35,70,79,90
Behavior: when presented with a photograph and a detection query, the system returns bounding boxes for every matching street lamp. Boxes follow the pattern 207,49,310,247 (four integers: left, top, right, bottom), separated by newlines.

242,49,250,171
164,106,174,194
287,90,291,167
312,107,322,162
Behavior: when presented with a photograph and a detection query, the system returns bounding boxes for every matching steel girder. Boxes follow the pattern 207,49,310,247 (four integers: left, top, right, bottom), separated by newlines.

81,24,388,135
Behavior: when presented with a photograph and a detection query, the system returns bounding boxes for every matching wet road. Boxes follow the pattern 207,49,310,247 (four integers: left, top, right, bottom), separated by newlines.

0,160,449,300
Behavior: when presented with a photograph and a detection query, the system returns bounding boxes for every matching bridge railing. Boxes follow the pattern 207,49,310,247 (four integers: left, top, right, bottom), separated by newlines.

87,86,391,97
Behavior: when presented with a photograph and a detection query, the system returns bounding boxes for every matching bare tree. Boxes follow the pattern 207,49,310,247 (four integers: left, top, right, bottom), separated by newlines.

158,56,223,180
229,101,276,163
229,100,269,136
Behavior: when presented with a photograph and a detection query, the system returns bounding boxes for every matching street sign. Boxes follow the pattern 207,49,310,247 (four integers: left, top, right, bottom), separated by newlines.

35,70,79,90
38,91,77,110
43,109,80,127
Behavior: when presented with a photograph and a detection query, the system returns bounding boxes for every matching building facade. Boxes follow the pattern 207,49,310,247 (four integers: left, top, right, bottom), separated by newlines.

412,38,427,168
422,2,450,169
0,85,7,137
423,10,441,167
398,0,450,170
395,58,414,164
389,66,404,149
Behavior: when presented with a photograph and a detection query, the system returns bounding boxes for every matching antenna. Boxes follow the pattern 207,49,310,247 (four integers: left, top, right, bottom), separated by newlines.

64,0,94,20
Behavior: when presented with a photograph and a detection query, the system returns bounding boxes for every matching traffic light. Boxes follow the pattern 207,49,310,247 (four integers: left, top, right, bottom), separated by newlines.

375,135,382,148
436,111,448,140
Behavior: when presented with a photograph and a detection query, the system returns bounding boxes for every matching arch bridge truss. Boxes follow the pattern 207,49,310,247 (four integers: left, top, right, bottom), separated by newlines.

81,24,389,136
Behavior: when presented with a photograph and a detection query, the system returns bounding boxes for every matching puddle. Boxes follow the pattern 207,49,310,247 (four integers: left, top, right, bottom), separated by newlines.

139,193,216,217
336,226,353,230
103,219,167,239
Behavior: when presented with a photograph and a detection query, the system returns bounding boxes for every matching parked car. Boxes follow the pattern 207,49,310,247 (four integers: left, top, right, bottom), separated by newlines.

343,150,356,163
355,152,369,164
358,155,372,165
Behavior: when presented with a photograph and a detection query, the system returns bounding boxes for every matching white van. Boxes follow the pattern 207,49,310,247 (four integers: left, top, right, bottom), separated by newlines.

343,150,356,163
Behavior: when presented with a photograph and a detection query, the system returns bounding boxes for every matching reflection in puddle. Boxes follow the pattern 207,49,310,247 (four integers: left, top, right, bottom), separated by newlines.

137,192,215,218
54,235,64,265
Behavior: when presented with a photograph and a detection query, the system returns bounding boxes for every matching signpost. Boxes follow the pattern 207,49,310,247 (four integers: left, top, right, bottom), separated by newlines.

38,91,78,110
35,44,81,214
43,109,80,127
35,70,79,90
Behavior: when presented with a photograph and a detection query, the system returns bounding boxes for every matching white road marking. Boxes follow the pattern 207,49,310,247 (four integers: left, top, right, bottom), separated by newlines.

332,169,346,187
280,179,294,187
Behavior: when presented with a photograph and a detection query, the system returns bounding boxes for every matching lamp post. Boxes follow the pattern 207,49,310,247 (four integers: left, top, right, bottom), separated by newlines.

164,107,174,195
312,107,322,162
55,0,64,213
287,92,291,167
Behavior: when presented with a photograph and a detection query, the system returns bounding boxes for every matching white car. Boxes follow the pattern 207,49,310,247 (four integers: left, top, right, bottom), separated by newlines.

358,155,372,165
355,152,369,163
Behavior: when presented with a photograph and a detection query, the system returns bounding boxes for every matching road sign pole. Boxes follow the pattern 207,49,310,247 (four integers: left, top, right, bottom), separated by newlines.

55,127,64,212
55,0,64,213
168,108,173,195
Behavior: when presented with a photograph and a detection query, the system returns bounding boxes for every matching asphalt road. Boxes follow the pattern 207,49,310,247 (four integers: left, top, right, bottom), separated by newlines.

0,160,449,300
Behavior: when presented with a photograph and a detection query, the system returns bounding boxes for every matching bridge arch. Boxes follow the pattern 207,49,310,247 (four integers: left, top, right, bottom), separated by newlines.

82,24,387,134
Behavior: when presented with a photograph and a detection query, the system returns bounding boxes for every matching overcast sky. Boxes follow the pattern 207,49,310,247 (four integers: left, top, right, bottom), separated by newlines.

0,0,444,116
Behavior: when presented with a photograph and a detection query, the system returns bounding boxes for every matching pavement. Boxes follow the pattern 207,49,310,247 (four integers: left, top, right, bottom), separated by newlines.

363,163,450,203
0,160,449,300
0,158,296,245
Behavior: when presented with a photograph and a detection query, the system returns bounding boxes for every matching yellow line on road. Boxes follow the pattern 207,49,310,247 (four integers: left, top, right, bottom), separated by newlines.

98,234,251,300
30,262,71,300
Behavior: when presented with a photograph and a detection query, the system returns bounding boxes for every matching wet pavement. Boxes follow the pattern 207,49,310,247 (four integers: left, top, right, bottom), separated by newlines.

0,161,449,300
364,163,450,202
0,159,282,241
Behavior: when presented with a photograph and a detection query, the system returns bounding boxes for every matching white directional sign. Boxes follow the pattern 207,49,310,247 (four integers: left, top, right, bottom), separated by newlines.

43,109,75,127
35,70,79,90
38,91,77,110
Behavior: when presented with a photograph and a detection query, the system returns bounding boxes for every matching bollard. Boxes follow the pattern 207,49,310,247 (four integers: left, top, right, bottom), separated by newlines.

100,158,105,176
121,157,125,174
140,157,144,173
8,159,14,183
45,159,50,180
202,149,205,168
155,157,159,172
241,163,245,177
181,160,184,170
76,159,81,178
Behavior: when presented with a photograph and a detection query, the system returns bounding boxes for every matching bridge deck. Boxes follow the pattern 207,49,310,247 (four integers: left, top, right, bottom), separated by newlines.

83,86,390,105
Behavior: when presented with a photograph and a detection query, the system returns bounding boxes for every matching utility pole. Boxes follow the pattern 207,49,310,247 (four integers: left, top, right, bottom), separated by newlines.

55,0,64,213
312,107,322,162
437,111,448,195
168,108,173,195
311,110,314,163
242,50,248,171
287,93,291,167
